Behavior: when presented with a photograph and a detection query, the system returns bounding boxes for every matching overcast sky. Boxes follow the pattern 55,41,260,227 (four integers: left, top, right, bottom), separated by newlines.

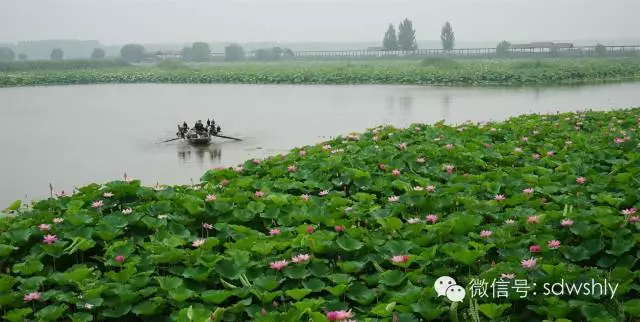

1,0,638,45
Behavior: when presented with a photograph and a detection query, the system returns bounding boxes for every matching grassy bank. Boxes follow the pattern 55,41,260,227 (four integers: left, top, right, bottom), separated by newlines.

1,108,639,321
0,59,132,72
2,58,640,87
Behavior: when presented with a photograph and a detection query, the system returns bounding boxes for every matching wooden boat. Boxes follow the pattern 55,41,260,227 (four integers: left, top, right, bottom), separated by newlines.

184,129,212,145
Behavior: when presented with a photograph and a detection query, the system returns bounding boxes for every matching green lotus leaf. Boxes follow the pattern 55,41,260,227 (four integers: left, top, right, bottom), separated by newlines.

35,305,68,321
201,289,235,304
285,288,313,300
336,235,363,251
132,297,166,316
2,308,32,322
379,270,407,286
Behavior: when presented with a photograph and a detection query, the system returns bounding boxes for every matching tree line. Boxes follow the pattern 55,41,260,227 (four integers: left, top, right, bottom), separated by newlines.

382,18,455,51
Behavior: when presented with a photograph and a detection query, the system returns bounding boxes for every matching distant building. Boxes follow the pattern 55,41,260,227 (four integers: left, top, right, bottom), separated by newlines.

511,42,574,49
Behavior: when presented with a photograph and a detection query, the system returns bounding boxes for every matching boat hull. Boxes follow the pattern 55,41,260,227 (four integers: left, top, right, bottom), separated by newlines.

187,137,212,145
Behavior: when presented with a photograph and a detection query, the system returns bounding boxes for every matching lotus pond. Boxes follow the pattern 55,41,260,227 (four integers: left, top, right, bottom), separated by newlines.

3,58,640,87
1,107,640,321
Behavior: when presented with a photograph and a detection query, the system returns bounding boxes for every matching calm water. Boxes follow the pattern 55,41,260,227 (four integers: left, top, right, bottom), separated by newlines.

1,82,640,206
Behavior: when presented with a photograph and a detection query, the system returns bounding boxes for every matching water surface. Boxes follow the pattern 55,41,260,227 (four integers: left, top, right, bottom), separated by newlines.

1,83,640,206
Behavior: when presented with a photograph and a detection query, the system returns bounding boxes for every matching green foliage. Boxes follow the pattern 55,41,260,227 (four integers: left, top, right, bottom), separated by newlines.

155,60,190,70
120,44,146,63
496,40,511,57
91,48,106,59
0,47,16,61
595,43,608,55
1,108,640,321
398,18,417,51
225,44,245,62
0,59,131,72
190,42,211,62
382,24,398,51
50,49,63,61
253,47,293,61
440,21,455,51
3,58,640,87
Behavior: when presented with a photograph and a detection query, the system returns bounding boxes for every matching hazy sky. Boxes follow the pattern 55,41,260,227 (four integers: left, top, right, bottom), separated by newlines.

1,0,638,44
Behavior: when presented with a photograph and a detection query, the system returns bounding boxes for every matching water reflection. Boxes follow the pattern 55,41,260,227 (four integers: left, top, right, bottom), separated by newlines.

441,94,452,120
177,144,222,165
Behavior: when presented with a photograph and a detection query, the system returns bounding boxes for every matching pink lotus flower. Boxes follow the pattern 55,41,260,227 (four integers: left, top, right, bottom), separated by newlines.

269,229,281,236
527,215,540,224
334,226,345,232
426,214,438,224
548,240,561,249
392,169,401,176
53,218,64,224
546,151,555,157
372,135,379,141
532,153,541,160
306,225,314,234
500,273,515,280
479,230,492,237
252,158,261,164
504,219,515,225
490,128,497,132
319,190,329,196
255,191,265,198
407,217,421,224
445,144,455,150
192,239,205,248
426,185,436,192
565,140,573,145
561,219,574,227
522,188,534,194
322,145,332,151
413,186,424,191
301,194,310,201
388,196,399,202
124,173,134,183
514,147,523,153
416,157,426,163
23,292,41,302
327,310,354,321
621,208,637,215
391,255,409,264
415,127,421,131
444,164,455,174
614,138,625,144
103,192,113,198
114,255,125,263
55,190,66,197
205,194,217,202
484,143,493,149
520,137,529,142
299,150,306,156
92,200,104,208
398,143,407,150
202,223,213,230
122,208,132,215
220,179,229,187
345,206,353,212
629,216,640,223
378,163,386,170
529,245,541,253
288,165,297,172
576,177,587,184
270,260,289,271
521,257,537,269
39,224,51,231
43,234,57,244
494,194,505,201
234,166,244,173
292,254,311,263
533,130,540,135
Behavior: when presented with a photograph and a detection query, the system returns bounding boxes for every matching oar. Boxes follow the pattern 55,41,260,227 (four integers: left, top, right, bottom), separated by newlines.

163,137,183,143
213,134,242,141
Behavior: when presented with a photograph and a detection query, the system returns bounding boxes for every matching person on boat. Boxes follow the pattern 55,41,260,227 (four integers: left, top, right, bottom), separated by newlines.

177,125,185,138
206,119,211,128
182,121,188,132
216,125,221,134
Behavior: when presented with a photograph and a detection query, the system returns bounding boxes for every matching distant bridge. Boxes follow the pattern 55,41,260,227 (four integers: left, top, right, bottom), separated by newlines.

152,44,640,61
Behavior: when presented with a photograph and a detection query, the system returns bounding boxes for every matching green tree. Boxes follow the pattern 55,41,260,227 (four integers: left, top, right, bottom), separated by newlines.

120,44,146,63
382,24,398,51
0,47,15,61
595,43,608,55
18,53,27,60
190,42,211,62
91,48,105,59
50,48,64,60
398,18,417,51
496,40,511,57
181,46,193,61
224,44,245,61
440,21,455,51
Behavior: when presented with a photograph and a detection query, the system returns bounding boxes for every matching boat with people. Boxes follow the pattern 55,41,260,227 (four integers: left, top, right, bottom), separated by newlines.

172,118,240,145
